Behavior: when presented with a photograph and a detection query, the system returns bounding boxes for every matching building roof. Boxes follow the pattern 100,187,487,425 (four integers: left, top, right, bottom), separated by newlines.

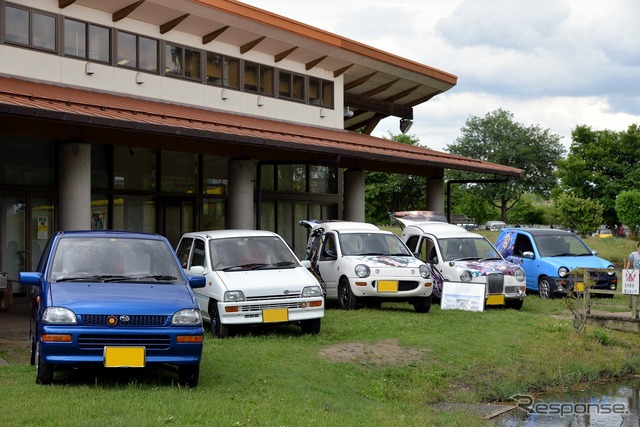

0,76,523,177
60,0,457,134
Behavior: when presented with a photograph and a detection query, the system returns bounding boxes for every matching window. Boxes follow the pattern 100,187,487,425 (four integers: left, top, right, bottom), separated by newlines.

278,71,306,102
64,19,110,62
139,36,158,72
165,42,201,80
4,5,56,51
116,31,137,69
244,61,258,93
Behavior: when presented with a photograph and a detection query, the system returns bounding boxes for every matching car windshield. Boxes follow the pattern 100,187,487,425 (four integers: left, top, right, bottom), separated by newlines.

439,237,501,262
210,236,299,271
533,233,593,257
339,232,412,256
48,236,183,283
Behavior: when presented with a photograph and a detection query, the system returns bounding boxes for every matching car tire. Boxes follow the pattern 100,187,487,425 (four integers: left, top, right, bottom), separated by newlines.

338,278,358,310
29,331,36,366
506,299,524,310
178,364,200,388
538,276,554,299
209,300,230,339
35,340,54,385
412,296,432,313
300,318,321,335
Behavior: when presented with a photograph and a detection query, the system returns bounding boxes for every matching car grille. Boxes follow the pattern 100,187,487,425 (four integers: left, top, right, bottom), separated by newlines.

77,334,171,349
240,301,302,311
81,314,169,327
397,281,420,291
245,293,301,301
487,273,504,294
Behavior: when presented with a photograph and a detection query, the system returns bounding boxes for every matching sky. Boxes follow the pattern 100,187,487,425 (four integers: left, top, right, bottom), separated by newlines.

239,0,640,153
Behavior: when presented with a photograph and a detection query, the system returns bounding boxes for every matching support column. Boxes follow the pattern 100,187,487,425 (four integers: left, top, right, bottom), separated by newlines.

343,168,365,222
426,177,445,214
58,141,91,230
227,158,254,229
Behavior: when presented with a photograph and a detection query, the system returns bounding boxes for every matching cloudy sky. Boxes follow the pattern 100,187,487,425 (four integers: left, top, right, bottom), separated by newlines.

239,0,640,152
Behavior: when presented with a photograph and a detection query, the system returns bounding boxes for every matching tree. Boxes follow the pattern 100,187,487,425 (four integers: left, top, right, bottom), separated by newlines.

446,109,565,222
507,194,547,226
365,133,426,224
615,190,640,239
554,193,603,236
557,124,640,232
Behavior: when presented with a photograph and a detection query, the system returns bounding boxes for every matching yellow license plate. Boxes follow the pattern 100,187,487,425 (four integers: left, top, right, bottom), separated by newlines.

263,308,288,323
486,294,505,306
104,347,145,368
378,280,399,293
575,282,585,292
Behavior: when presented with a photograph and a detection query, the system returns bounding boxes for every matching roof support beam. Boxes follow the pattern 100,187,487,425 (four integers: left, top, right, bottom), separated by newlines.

202,26,229,44
384,85,420,103
113,0,145,22
360,78,399,98
306,55,327,70
160,14,189,35
344,92,413,119
59,0,76,8
344,72,377,91
275,47,297,63
333,64,353,78
240,36,266,54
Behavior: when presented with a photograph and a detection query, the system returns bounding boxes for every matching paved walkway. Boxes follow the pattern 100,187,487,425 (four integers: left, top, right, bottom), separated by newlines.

0,298,30,366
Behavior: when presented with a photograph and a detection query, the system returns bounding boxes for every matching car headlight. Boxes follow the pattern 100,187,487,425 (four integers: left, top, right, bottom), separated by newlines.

302,285,323,297
558,267,570,278
419,264,430,279
224,290,246,302
43,307,77,324
355,264,370,278
607,265,615,276
515,268,525,282
459,270,472,282
172,308,202,325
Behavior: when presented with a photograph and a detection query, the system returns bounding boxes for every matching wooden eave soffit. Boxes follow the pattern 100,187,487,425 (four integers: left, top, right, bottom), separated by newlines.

113,1,145,23
240,36,266,54
344,92,413,119
275,47,297,63
160,14,189,35
203,26,229,44
344,72,377,91
360,79,400,98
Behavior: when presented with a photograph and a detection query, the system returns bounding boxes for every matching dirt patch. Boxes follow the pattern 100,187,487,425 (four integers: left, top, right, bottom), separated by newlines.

318,338,427,366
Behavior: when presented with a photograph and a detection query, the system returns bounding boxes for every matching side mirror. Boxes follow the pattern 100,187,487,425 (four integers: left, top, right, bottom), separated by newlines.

19,272,42,286
189,265,206,276
188,275,206,289
300,260,312,269
521,251,534,259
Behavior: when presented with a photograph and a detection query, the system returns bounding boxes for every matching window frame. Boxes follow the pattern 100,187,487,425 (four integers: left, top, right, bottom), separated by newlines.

3,4,57,52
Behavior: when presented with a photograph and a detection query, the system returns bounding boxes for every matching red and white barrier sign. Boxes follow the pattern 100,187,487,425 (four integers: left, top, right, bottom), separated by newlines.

622,269,639,295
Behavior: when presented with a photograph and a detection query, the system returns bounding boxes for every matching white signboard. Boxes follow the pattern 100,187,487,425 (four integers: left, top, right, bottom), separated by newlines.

441,282,485,312
622,269,640,295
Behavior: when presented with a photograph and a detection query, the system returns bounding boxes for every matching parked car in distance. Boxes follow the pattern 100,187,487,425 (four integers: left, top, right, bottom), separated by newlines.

20,230,206,386
485,221,507,231
495,228,617,298
176,230,324,338
299,220,433,313
394,212,526,310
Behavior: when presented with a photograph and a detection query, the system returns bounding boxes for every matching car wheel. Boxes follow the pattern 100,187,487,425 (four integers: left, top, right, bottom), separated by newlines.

338,278,358,310
506,299,524,310
538,276,554,299
412,296,432,313
35,340,53,385
29,331,36,366
178,364,200,388
209,300,230,339
300,318,321,335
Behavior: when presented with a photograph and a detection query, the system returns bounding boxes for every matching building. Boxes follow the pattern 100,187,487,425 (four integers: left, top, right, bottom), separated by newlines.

0,0,522,297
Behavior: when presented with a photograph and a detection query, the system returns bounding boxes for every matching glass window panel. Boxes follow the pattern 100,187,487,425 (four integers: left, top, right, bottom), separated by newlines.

223,56,240,89
91,195,108,230
139,36,158,72
260,164,275,192
277,203,293,244
165,44,183,76
309,77,321,105
203,155,228,195
278,71,291,98
293,203,309,257
278,164,305,193
5,6,29,45
112,195,155,233
309,203,322,221
206,52,223,85
64,19,86,58
113,146,155,191
202,199,226,230
322,81,334,108
260,202,275,232
292,74,305,101
260,65,274,96
309,166,337,194
117,31,137,68
0,134,53,185
91,144,109,190
32,197,54,267
33,12,56,51
244,61,258,93
89,24,110,62
184,48,201,80
160,151,197,193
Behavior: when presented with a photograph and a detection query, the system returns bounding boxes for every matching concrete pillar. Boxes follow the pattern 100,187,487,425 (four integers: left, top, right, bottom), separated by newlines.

343,168,365,222
426,177,445,214
58,141,91,230
227,158,254,229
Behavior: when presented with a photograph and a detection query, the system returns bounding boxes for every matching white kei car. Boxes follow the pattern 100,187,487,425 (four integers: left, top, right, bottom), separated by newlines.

299,220,433,313
176,230,324,338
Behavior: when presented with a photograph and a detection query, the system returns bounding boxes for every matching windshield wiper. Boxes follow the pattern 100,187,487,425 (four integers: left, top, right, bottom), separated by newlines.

271,261,296,267
54,275,98,282
479,257,503,261
221,263,267,271
554,252,573,257
135,275,178,282
453,257,479,261
361,252,384,256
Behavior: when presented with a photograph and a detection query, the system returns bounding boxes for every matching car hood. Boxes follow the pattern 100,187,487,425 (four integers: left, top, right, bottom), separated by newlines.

539,255,614,271
342,255,423,268
448,259,521,275
214,266,319,297
48,282,197,314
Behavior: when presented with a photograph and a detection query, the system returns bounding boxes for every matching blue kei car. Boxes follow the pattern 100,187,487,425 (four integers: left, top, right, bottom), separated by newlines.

495,228,617,298
20,230,206,386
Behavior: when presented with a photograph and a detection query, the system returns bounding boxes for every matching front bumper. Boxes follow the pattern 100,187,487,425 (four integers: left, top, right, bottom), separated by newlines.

219,298,324,326
348,278,433,298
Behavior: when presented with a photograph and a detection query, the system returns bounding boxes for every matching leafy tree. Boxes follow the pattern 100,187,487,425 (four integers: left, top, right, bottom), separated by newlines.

365,133,426,224
554,193,603,236
557,124,640,231
449,185,498,227
615,190,640,239
446,109,565,222
507,194,547,225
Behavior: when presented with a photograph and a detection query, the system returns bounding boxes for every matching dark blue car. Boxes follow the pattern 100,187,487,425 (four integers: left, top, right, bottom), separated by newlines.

20,230,206,386
495,228,617,298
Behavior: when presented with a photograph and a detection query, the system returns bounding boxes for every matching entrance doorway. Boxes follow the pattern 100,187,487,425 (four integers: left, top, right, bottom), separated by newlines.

158,198,194,249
